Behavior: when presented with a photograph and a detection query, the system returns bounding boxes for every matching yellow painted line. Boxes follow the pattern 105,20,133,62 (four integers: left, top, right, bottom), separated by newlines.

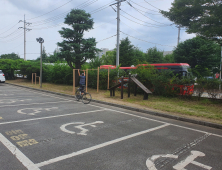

0,117,3,119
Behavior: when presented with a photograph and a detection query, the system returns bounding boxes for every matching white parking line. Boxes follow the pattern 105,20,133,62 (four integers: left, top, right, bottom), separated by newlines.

105,108,222,138
36,123,169,168
0,109,105,125
0,133,40,170
0,100,73,108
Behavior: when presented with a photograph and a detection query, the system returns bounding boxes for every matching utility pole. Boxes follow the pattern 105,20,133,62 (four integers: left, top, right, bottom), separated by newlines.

36,37,44,88
110,0,126,67
220,46,222,91
177,26,180,46
19,15,31,61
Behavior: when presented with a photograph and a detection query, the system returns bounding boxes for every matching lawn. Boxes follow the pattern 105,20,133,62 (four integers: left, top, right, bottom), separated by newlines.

6,79,222,125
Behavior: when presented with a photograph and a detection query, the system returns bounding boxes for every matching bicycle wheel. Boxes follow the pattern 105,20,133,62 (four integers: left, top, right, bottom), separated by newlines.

75,89,81,101
82,93,92,104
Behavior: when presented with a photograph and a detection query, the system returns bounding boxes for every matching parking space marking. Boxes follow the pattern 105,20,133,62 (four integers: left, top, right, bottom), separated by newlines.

0,99,31,104
0,100,73,108
0,133,40,170
0,94,14,96
17,107,58,115
36,123,169,168
60,121,104,135
104,108,222,138
0,109,105,125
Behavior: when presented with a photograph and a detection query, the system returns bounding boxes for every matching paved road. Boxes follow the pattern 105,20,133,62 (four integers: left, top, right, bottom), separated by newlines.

0,83,222,170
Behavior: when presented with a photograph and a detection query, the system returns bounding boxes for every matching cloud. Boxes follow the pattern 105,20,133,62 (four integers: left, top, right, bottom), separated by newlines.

0,0,193,60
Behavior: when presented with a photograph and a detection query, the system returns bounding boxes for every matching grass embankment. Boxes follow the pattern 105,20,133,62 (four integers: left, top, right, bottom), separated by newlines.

6,79,222,125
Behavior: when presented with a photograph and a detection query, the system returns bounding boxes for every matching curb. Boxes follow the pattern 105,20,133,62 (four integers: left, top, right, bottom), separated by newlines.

5,83,222,130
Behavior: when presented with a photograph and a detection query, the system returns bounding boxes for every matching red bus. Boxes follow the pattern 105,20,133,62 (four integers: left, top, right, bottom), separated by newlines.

100,63,194,95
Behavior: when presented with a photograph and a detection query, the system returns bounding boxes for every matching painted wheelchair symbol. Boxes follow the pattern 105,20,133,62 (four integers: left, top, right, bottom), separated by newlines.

146,150,212,170
60,121,104,136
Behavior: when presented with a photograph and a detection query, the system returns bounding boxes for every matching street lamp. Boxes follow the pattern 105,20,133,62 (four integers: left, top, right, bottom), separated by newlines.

36,37,44,88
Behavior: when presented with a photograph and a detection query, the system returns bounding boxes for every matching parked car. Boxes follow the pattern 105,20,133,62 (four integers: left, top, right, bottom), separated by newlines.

0,70,5,83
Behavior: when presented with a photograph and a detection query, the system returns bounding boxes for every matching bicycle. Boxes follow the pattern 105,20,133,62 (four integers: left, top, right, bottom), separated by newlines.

75,85,92,104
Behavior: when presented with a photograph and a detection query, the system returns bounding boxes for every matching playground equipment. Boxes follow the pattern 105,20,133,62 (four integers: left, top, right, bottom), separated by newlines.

32,73,40,85
109,74,152,100
73,67,100,95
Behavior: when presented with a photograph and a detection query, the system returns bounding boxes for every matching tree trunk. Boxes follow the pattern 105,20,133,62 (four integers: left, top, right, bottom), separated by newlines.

75,70,79,87
75,63,81,87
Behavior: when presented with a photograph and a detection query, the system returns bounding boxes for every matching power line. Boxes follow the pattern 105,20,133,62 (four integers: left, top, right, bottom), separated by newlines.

89,1,116,14
0,23,19,35
121,10,171,27
130,0,159,12
30,1,116,30
0,29,22,39
143,0,162,10
131,6,161,15
120,31,175,47
29,0,98,27
120,14,161,28
121,21,150,38
27,0,74,20
3,32,24,43
97,34,117,43
126,2,172,25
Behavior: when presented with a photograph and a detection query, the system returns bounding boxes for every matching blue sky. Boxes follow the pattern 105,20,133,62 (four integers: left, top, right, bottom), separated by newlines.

0,0,195,60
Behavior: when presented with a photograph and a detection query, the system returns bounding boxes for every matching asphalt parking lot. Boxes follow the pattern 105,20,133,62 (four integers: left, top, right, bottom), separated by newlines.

0,83,222,170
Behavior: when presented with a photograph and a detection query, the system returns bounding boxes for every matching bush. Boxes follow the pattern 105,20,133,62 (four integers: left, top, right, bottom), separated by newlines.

131,65,195,96
44,63,73,85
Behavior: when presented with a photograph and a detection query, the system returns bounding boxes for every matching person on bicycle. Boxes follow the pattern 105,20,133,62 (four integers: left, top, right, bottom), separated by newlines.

78,70,85,95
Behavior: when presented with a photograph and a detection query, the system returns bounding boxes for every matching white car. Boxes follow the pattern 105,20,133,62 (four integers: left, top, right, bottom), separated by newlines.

0,70,5,83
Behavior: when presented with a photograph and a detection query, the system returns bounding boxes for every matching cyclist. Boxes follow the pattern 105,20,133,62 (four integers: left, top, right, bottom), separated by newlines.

78,70,85,95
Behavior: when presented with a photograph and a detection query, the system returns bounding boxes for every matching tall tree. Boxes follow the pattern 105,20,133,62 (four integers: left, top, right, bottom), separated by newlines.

145,47,164,63
163,53,175,63
119,37,135,67
36,46,49,62
161,0,222,45
173,36,221,76
0,53,20,60
57,9,101,85
134,47,145,63
101,50,116,65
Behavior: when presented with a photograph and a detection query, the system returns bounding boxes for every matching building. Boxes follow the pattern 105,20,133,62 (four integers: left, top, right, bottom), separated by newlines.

163,51,173,57
97,48,110,58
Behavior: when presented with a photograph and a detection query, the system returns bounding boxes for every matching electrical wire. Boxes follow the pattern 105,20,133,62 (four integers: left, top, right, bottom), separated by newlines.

29,0,98,27
0,29,23,39
0,23,19,35
97,34,117,43
121,10,171,27
3,32,24,43
120,14,161,28
143,0,161,10
30,1,116,30
120,31,175,47
130,0,159,13
121,21,151,38
126,2,172,25
27,0,74,20
89,1,115,14
131,6,161,15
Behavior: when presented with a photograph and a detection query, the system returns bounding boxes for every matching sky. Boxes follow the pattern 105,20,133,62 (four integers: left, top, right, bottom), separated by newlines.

0,0,196,60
